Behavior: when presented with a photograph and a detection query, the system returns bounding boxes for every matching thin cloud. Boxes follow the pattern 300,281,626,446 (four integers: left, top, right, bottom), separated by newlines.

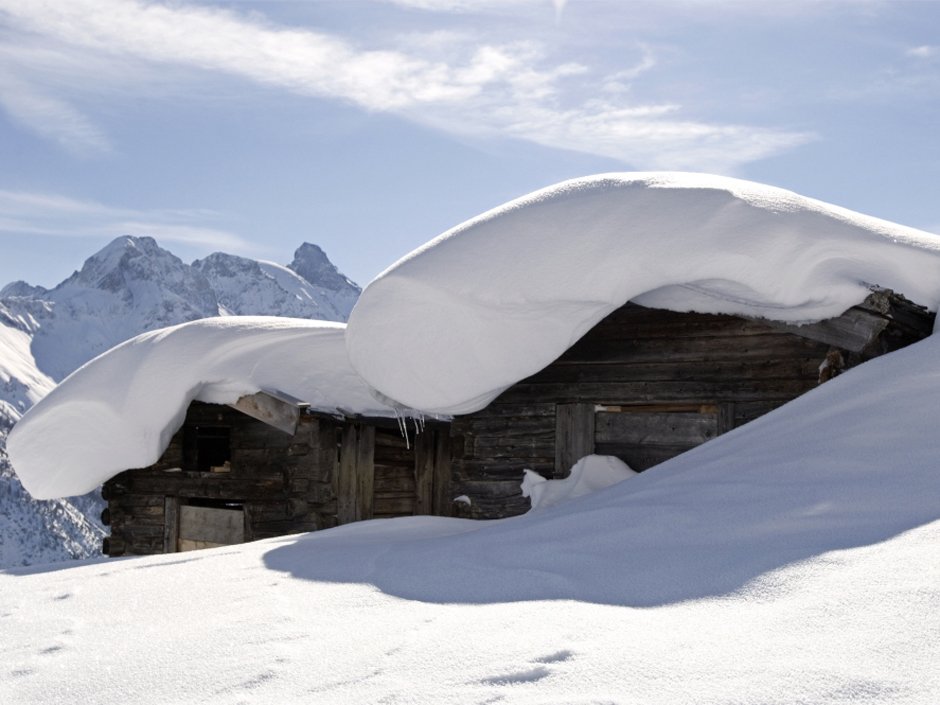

906,45,937,59
0,190,251,251
0,71,110,154
0,0,813,171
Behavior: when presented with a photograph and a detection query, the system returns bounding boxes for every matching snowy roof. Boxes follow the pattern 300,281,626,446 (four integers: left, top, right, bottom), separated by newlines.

346,172,940,415
8,317,400,499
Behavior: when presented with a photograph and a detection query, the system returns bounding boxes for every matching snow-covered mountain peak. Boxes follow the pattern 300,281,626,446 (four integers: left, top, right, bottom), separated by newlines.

193,250,355,321
54,235,218,311
0,281,48,299
289,242,360,294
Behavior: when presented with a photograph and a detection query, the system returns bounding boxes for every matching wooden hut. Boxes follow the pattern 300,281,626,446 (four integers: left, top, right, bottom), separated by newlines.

101,289,934,553
450,289,935,519
102,391,452,556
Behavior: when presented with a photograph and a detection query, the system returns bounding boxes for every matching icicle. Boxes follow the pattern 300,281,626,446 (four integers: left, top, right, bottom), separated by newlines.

395,408,410,449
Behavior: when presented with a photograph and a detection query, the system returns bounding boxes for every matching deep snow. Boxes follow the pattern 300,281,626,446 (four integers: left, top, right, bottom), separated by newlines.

1,326,939,704
8,317,400,499
346,172,940,414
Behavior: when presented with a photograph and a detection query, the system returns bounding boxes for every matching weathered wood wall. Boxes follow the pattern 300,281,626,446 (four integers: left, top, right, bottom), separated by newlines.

451,294,934,519
103,404,453,557
103,403,339,556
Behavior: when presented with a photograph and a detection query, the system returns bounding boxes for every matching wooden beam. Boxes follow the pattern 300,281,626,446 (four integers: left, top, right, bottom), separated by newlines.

163,496,180,553
554,403,595,477
336,424,358,525
414,430,435,516
767,307,888,353
431,430,453,517
229,389,308,435
356,425,375,522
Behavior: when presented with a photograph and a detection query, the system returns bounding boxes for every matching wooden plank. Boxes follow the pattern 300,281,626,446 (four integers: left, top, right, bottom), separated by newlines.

163,497,180,553
356,425,375,521
373,496,417,516
593,443,692,471
555,403,595,477
767,307,888,353
414,431,434,516
336,424,358,525
718,402,736,434
530,358,823,384
178,505,245,546
595,410,718,446
229,390,307,435
432,429,452,518
502,378,818,405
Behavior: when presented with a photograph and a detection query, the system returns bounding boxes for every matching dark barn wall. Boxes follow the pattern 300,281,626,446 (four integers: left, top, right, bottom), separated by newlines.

103,404,452,557
103,403,339,556
451,297,934,520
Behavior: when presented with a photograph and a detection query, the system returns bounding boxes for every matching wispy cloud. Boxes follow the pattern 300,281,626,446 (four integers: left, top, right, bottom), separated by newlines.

0,70,110,154
906,45,937,59
0,190,250,250
0,0,813,171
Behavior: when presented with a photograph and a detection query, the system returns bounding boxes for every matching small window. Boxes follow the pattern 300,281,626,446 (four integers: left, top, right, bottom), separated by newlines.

183,425,232,473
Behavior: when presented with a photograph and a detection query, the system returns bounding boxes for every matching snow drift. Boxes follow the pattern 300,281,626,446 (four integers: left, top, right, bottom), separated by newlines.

521,454,637,511
346,172,940,414
7,317,399,499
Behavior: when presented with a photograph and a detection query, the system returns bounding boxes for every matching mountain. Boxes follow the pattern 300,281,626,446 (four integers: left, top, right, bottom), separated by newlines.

193,246,359,321
0,236,360,568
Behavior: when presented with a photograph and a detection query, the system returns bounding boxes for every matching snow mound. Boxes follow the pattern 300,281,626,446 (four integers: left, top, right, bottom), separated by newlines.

346,172,940,414
8,317,400,499
521,454,637,511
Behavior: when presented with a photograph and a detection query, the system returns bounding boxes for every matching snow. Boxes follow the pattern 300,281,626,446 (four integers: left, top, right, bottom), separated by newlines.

346,172,940,414
0,235,364,568
0,313,55,415
521,454,637,510
192,251,357,321
7,317,400,500
1,329,939,703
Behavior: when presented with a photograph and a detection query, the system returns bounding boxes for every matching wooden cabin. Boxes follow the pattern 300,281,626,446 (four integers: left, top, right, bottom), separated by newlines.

450,289,935,519
102,288,933,554
102,392,451,557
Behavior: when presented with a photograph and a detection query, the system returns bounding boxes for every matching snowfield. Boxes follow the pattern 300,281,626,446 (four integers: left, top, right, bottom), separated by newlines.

2,321,939,704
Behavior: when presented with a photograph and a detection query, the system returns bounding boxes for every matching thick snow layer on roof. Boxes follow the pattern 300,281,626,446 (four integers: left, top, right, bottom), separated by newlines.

347,172,940,414
8,317,399,499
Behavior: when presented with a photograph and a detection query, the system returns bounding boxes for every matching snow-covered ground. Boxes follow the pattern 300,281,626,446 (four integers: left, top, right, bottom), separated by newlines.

2,322,939,704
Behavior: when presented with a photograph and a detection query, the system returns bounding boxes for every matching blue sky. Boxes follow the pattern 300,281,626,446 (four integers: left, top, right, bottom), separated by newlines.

1,0,938,289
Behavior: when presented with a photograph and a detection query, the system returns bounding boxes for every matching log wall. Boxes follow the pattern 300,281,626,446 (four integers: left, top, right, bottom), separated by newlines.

103,404,452,557
452,294,934,519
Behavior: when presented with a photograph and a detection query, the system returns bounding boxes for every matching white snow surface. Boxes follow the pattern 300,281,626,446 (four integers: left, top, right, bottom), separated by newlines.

521,454,637,511
8,317,399,500
347,172,940,414
2,329,940,704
